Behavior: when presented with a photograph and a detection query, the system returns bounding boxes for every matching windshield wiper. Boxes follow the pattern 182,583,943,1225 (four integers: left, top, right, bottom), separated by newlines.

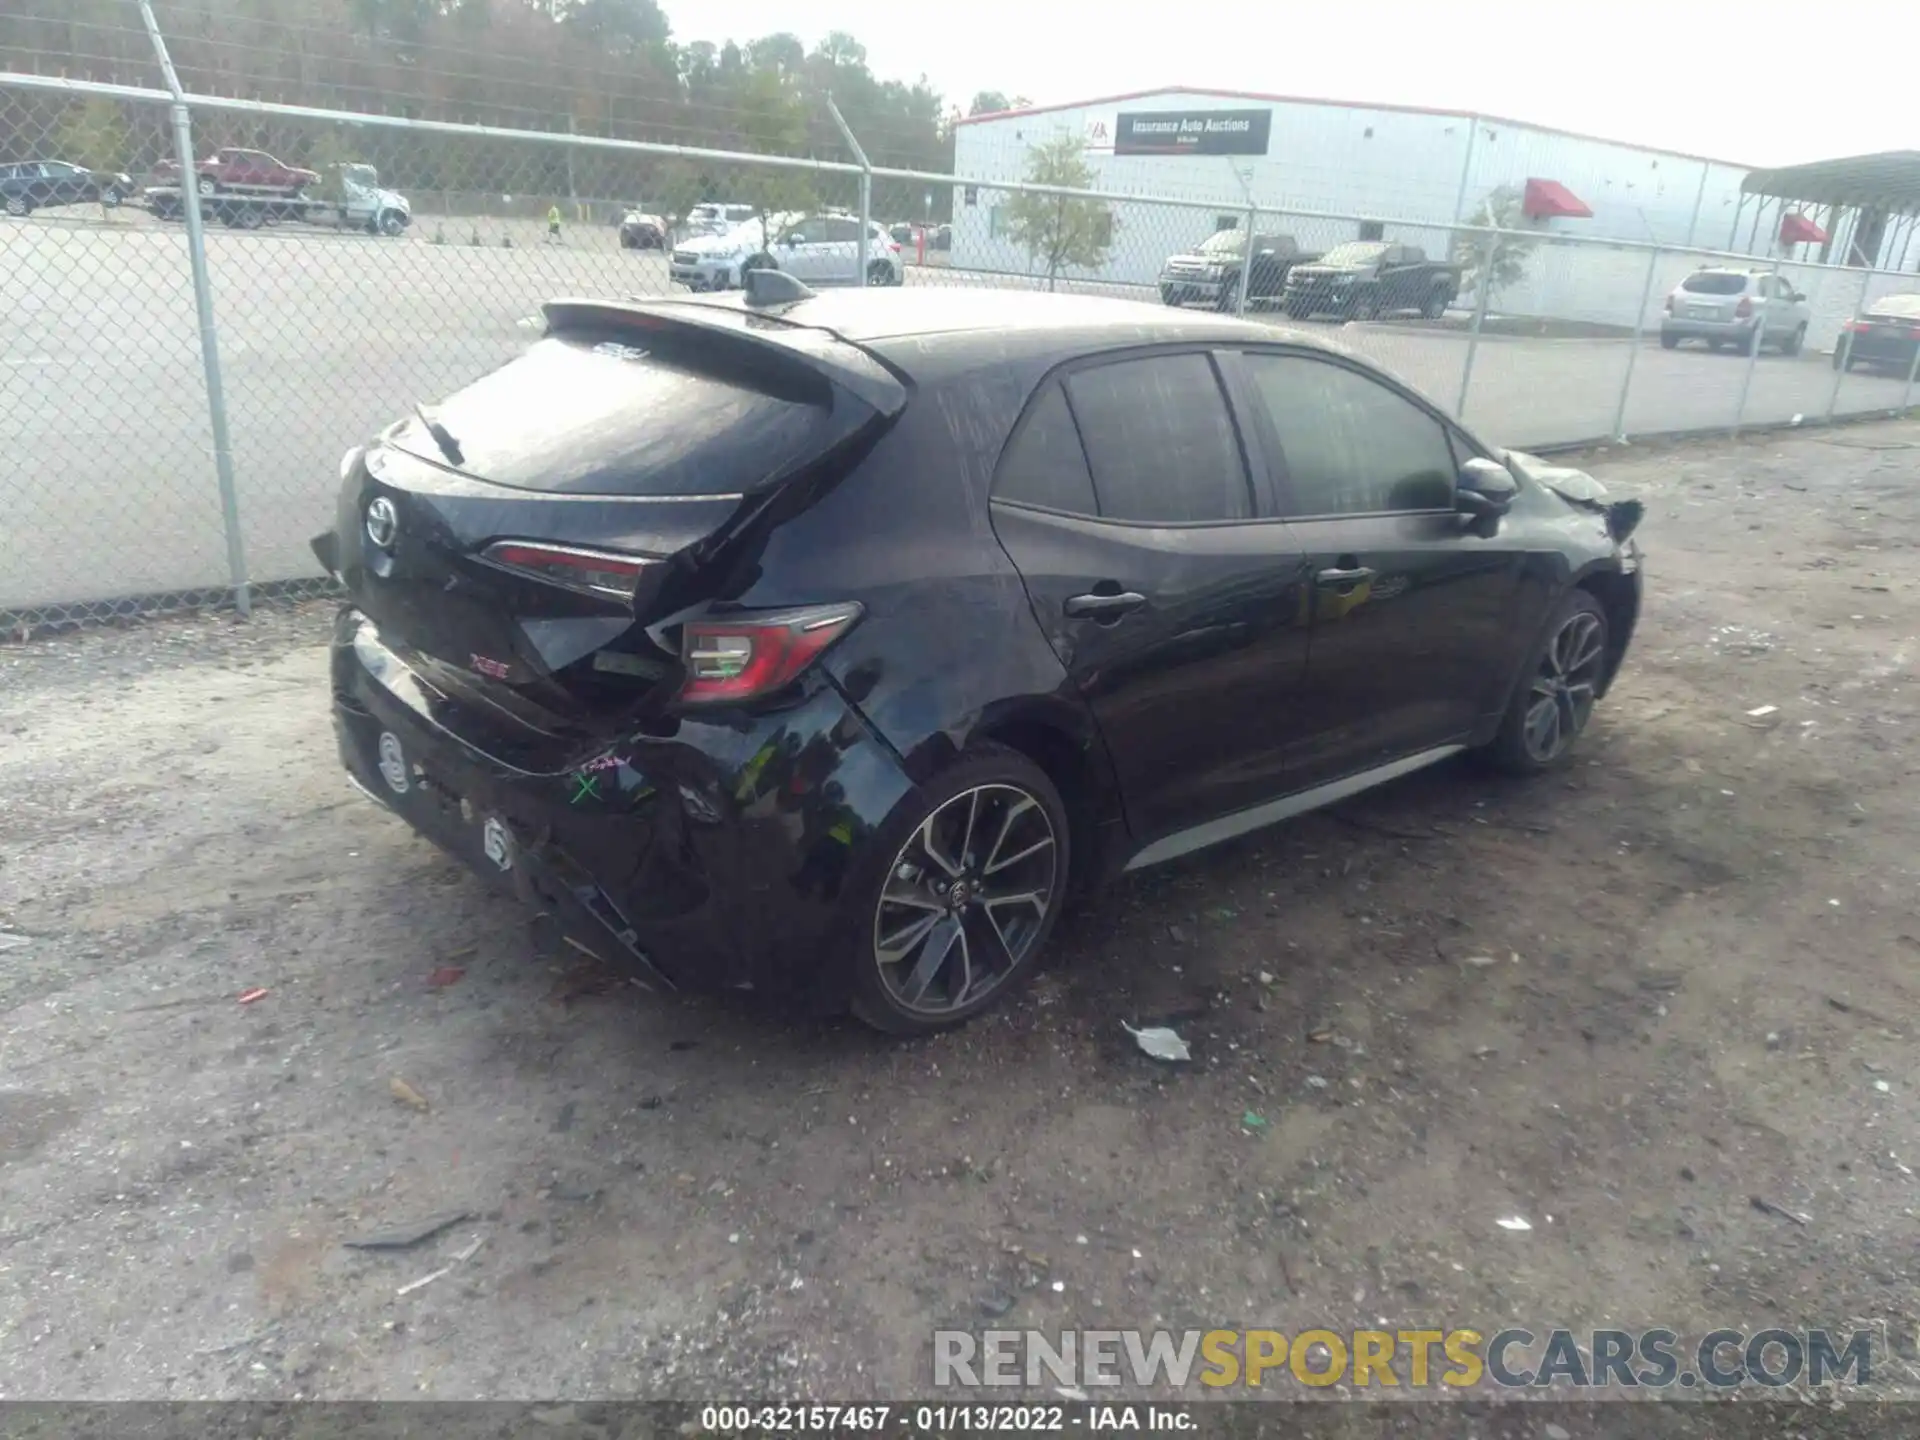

414,403,464,467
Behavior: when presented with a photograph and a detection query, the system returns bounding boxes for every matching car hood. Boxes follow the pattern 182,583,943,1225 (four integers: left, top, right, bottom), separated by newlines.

1504,450,1609,504
1290,264,1370,281
678,228,763,255
1165,250,1233,268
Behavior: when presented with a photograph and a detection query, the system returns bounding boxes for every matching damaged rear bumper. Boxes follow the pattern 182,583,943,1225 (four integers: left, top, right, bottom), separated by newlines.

328,607,915,1008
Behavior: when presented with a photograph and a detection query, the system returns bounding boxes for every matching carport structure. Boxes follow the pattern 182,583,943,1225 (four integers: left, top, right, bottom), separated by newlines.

1736,150,1920,270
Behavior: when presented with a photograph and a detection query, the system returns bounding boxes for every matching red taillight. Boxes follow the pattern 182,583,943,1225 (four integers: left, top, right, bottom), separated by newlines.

1734,297,1753,319
1845,319,1871,333
480,540,652,599
676,603,863,705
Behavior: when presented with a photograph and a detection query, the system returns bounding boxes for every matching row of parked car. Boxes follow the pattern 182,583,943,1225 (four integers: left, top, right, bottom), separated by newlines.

624,203,908,291
1158,231,1463,320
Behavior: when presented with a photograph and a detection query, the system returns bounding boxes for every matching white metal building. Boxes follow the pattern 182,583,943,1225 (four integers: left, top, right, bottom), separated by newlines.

950,86,1777,294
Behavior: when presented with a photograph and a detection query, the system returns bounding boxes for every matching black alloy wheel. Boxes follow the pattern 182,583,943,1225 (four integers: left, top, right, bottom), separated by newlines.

852,750,1068,1034
1482,592,1609,772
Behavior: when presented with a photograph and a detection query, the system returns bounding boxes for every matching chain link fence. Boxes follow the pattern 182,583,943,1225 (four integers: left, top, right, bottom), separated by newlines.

5,67,1919,634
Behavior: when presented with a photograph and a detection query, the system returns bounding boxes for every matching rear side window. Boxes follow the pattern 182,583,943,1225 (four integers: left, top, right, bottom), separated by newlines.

400,330,841,496
995,384,1098,516
1064,354,1250,524
1681,272,1749,295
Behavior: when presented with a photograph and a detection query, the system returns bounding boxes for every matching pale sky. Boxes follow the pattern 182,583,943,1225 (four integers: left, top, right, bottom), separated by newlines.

672,0,1914,168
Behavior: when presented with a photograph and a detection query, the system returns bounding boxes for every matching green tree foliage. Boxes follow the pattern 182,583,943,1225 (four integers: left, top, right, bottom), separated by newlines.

1002,133,1116,290
55,98,131,174
1453,185,1535,306
0,0,986,223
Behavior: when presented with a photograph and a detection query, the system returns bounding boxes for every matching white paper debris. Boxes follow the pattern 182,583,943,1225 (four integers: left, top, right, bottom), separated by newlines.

1123,1023,1191,1062
1746,705,1778,717
1495,1216,1533,1232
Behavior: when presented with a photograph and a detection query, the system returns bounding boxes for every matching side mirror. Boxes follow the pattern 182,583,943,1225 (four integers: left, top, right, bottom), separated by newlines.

1456,457,1517,520
1792,291,1807,303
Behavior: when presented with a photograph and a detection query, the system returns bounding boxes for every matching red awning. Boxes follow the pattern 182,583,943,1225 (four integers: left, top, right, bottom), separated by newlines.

1522,178,1593,220
1779,212,1828,245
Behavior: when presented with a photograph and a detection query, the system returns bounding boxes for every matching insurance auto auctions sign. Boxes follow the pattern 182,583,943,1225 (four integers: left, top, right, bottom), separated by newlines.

1114,108,1272,157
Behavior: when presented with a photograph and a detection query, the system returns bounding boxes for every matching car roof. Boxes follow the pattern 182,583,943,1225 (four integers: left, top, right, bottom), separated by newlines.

1868,292,1920,318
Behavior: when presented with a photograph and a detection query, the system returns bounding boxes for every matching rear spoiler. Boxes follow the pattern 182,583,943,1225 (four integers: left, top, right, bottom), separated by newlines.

540,297,908,418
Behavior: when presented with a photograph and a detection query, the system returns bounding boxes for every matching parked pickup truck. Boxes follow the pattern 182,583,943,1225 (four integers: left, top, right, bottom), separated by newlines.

1160,230,1319,311
1283,241,1461,321
153,146,319,198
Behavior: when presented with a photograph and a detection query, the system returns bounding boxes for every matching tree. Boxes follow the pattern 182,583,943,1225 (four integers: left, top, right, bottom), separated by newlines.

968,90,1010,117
1001,132,1115,290
1453,185,1535,308
56,98,132,176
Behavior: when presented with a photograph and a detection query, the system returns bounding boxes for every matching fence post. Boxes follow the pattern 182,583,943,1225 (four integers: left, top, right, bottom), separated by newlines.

1236,206,1256,317
1455,228,1497,418
1900,329,1920,417
1612,246,1662,442
1825,271,1873,423
827,95,870,287
137,0,249,615
1731,252,1783,436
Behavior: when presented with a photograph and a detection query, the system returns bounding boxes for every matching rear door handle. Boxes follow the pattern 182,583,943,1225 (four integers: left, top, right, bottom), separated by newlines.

1065,590,1146,620
1316,566,1375,587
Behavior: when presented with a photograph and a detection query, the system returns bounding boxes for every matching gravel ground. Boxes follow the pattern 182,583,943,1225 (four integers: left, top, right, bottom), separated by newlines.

3,420,1920,1410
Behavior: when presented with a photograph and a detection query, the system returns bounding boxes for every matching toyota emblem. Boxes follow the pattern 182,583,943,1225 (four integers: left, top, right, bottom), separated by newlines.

364,496,398,550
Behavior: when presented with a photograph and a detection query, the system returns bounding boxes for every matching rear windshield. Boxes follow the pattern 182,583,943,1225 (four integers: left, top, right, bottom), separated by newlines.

1682,272,1749,295
397,330,838,497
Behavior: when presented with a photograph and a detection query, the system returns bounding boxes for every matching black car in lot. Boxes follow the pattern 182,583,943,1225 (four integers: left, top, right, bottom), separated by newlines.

1160,230,1318,312
1284,241,1462,321
1834,293,1920,374
316,282,1643,1034
1,159,135,216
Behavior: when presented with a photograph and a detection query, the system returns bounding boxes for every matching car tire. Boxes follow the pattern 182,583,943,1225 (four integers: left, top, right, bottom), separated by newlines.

1782,323,1806,357
3,194,29,218
377,209,406,237
1215,274,1240,314
619,233,636,249
101,185,123,208
1421,285,1450,320
1659,331,1679,350
1352,292,1380,322
846,744,1071,1036
196,176,218,198
1477,590,1610,775
866,259,893,287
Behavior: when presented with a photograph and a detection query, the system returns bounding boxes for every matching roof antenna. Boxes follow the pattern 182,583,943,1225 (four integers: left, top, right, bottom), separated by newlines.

743,269,817,307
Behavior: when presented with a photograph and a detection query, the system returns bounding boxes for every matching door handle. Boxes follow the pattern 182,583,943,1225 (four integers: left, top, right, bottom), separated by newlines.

1065,590,1146,620
1316,566,1375,587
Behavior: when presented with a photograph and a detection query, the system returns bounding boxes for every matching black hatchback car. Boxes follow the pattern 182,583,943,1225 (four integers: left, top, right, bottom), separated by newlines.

317,284,1643,1034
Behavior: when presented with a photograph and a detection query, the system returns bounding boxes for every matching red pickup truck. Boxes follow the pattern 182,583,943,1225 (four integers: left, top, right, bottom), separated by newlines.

153,147,319,198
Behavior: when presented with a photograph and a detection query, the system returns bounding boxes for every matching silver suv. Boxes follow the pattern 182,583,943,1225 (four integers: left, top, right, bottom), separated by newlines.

1660,268,1809,356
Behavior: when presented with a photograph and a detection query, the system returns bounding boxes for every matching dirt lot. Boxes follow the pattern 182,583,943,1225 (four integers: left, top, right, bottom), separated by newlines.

3,420,1920,1409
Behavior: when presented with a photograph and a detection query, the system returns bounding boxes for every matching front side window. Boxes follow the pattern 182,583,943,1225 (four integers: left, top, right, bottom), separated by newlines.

1243,353,1456,517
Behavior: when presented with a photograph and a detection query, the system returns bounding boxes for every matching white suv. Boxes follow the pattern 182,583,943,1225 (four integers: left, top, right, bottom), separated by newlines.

1660,268,1810,356
762,213,903,286
670,211,903,292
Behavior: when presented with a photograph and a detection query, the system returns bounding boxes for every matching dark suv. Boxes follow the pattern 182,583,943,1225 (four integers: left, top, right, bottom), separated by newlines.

317,285,1643,1034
